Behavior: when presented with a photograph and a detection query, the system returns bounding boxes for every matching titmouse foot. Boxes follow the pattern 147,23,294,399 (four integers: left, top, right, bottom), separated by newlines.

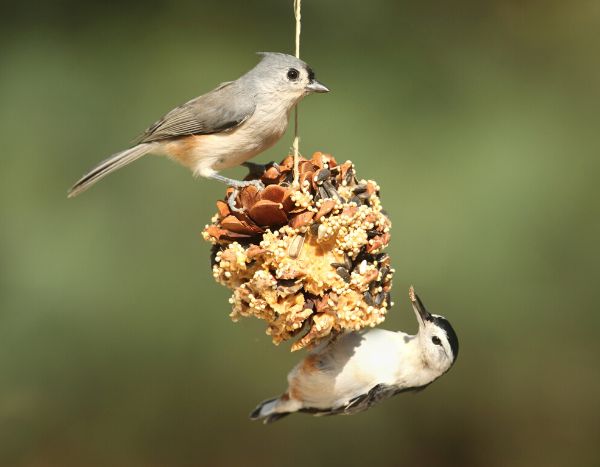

208,173,264,190
209,175,264,213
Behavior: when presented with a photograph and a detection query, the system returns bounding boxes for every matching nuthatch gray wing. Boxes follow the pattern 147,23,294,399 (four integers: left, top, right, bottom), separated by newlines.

250,287,459,423
67,52,329,200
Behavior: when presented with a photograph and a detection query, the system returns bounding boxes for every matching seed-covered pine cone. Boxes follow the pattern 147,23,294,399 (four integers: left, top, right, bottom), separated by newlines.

203,152,394,351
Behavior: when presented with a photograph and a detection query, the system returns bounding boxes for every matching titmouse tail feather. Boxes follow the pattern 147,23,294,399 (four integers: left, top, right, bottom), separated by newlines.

249,398,291,424
67,143,154,198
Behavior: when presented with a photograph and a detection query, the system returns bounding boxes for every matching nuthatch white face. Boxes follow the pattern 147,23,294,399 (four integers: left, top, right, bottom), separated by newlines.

251,287,459,423
411,291,459,376
67,52,329,203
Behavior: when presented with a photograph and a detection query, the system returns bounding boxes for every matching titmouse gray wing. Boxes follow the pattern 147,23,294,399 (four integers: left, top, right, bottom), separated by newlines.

135,81,255,144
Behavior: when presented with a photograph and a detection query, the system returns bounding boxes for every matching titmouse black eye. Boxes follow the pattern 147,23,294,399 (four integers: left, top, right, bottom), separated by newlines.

432,336,442,345
287,68,300,81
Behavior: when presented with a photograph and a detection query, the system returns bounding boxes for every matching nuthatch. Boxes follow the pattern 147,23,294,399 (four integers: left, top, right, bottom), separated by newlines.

251,287,458,423
68,52,329,205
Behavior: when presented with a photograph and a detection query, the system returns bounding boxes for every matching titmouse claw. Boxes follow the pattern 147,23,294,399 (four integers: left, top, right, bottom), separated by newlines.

208,173,264,190
228,188,242,212
226,179,265,213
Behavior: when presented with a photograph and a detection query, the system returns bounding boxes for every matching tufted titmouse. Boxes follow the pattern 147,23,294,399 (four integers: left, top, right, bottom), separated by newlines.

250,289,459,423
68,52,329,199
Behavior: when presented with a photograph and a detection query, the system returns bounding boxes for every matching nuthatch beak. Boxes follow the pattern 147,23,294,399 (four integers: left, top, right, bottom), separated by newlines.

410,288,432,327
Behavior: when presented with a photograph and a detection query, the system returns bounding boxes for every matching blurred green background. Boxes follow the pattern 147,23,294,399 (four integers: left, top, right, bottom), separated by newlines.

1,0,599,466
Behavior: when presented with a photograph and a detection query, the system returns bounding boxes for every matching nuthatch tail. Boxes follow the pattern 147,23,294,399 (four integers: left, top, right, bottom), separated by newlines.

251,287,459,423
68,52,329,207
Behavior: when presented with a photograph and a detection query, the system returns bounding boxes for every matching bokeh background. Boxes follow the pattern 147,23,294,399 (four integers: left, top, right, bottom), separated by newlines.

1,0,599,466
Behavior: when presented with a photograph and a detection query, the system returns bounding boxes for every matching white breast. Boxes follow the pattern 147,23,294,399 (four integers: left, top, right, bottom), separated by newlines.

288,330,407,409
189,102,291,176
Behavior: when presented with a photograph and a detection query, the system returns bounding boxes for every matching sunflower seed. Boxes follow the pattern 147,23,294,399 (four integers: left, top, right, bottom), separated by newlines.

323,181,344,202
367,229,380,238
343,254,353,270
374,292,385,306
336,266,351,283
318,186,329,200
384,292,392,307
379,265,390,282
345,167,355,185
353,184,367,195
322,181,336,197
288,234,305,259
374,253,390,264
364,291,375,306
316,168,331,184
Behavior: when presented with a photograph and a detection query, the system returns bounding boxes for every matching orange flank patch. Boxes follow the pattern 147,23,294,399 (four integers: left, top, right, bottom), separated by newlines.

301,354,322,375
288,380,304,401
163,135,204,168
287,355,323,401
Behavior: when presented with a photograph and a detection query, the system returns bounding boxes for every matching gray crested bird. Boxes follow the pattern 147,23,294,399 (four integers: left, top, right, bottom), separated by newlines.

250,288,459,423
67,52,329,204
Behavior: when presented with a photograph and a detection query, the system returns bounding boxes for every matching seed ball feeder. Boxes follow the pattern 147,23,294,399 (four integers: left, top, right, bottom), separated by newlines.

203,152,394,351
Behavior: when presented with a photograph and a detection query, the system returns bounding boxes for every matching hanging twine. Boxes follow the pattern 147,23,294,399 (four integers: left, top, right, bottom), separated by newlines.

292,0,302,187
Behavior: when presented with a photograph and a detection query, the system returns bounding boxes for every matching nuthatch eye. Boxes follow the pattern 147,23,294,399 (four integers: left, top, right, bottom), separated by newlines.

251,287,458,423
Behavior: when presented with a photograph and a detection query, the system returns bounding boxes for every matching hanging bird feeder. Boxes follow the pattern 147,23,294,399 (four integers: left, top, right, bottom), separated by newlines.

203,152,394,351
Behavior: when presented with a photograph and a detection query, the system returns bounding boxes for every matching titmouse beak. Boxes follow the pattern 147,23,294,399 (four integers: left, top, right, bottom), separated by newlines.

410,287,432,327
306,80,330,93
